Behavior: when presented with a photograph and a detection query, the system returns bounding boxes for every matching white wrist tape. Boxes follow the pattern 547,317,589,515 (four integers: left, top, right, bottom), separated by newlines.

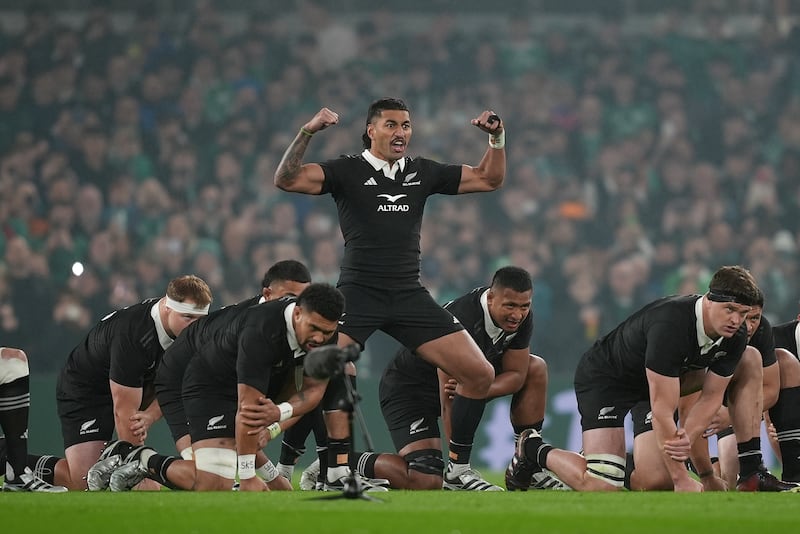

267,422,282,440
257,460,279,483
238,454,257,480
489,129,505,149
277,402,293,422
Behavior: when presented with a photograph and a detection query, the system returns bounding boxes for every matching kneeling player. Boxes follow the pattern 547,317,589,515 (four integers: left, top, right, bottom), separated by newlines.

1,347,67,492
90,284,343,491
348,267,565,490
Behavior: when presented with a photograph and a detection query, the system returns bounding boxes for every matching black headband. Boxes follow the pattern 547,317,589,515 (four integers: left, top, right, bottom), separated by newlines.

707,290,753,305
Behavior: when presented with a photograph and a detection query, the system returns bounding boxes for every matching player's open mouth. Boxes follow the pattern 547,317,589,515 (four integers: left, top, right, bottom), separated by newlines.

391,139,405,152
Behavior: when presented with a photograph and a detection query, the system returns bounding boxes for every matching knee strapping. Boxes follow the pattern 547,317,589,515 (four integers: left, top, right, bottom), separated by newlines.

193,447,236,480
405,449,445,476
585,453,626,488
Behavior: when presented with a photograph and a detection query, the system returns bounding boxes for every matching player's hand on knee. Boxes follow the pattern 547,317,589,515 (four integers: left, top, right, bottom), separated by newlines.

238,396,279,427
444,378,458,400
767,421,778,441
129,411,154,443
663,429,691,462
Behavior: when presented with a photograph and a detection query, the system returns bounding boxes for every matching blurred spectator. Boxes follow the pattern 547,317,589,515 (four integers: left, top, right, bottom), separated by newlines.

1,4,800,374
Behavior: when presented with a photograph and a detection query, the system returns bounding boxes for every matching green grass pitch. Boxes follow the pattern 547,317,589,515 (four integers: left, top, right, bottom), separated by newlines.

3,479,798,534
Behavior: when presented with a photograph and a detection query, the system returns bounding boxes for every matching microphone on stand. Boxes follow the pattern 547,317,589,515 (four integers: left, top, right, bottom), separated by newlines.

303,344,360,379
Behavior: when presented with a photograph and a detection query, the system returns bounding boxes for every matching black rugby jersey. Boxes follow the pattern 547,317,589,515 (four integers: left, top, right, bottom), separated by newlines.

181,298,301,401
749,315,777,367
158,295,261,383
59,298,170,398
773,319,799,356
319,153,461,289
384,286,533,391
578,295,747,387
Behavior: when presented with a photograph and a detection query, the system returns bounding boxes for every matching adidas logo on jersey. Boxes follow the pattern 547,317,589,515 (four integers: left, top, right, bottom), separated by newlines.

363,177,378,186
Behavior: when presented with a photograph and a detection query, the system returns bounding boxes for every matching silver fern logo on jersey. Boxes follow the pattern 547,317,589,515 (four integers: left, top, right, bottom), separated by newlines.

402,172,420,186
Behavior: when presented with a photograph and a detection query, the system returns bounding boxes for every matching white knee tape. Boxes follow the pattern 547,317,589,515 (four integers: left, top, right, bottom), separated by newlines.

194,447,237,480
585,453,626,488
0,350,29,385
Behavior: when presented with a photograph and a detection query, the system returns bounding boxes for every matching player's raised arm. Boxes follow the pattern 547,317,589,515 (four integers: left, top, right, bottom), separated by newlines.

458,110,506,194
273,107,339,195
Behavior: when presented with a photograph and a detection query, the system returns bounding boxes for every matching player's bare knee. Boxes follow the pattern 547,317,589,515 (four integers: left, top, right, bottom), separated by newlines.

526,355,548,385
0,347,30,385
463,360,494,394
630,468,673,491
734,346,763,378
776,348,800,385
407,470,443,490
0,347,28,362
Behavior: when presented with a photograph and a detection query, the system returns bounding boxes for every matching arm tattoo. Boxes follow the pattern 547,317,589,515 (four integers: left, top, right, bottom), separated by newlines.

275,134,311,188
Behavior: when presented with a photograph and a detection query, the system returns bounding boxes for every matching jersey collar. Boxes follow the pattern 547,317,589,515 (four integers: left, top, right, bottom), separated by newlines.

480,289,508,344
362,149,406,180
284,302,304,359
695,296,722,355
150,299,174,350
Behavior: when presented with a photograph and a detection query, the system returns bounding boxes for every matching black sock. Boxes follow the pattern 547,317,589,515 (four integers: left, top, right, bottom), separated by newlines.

279,437,307,465
624,452,635,490
769,385,800,481
311,408,327,447
522,432,553,468
448,394,486,464
737,437,763,477
317,445,329,483
512,420,544,438
280,409,319,465
327,439,350,469
146,454,180,490
0,376,30,481
355,451,380,478
27,454,60,484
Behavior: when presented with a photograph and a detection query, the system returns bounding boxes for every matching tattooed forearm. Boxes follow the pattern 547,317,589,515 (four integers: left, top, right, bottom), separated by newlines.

274,133,311,188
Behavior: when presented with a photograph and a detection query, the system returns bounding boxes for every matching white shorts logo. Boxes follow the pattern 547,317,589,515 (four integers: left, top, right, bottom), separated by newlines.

598,406,617,420
79,419,100,435
409,417,429,435
207,415,227,431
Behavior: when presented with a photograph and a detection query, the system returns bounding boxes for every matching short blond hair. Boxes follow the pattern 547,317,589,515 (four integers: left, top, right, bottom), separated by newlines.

167,275,213,308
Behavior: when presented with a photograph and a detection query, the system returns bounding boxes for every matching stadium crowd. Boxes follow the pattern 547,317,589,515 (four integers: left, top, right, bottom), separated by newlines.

1,0,800,379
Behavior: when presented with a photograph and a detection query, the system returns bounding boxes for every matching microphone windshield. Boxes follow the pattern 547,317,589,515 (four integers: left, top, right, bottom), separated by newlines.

303,345,346,379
